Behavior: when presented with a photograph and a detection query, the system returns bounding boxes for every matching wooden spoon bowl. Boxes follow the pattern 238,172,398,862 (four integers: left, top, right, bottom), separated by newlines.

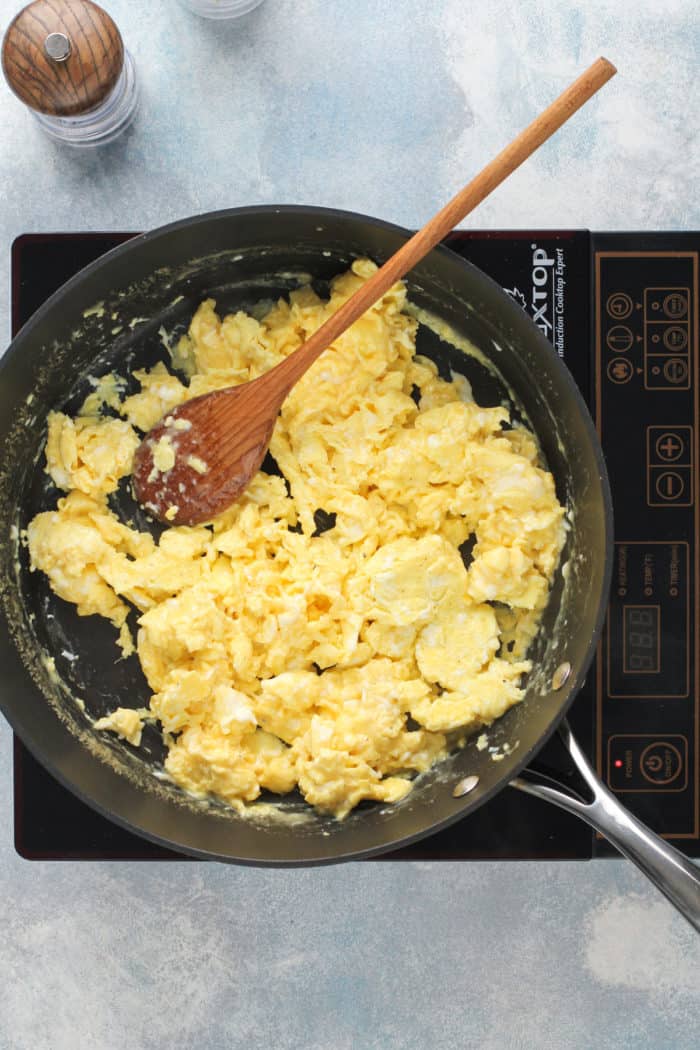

133,380,280,524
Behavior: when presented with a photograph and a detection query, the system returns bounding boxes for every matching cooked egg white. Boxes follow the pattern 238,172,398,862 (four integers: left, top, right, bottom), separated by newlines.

27,259,565,819
93,707,144,747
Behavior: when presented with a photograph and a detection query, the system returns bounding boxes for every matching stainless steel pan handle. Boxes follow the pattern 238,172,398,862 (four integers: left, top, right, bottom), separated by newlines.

511,719,700,932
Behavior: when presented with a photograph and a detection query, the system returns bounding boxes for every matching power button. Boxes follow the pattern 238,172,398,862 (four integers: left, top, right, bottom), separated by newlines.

640,741,684,785
608,734,687,792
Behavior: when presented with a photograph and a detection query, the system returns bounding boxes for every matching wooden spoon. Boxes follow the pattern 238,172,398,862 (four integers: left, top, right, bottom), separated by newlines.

133,57,616,525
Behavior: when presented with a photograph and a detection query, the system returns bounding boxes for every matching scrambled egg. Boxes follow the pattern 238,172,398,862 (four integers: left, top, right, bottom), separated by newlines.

93,707,145,747
27,260,565,819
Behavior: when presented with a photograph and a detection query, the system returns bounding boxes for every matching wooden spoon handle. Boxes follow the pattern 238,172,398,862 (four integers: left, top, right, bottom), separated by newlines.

273,56,616,391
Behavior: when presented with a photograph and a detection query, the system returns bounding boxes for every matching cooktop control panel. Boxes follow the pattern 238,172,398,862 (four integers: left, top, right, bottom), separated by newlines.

594,237,697,843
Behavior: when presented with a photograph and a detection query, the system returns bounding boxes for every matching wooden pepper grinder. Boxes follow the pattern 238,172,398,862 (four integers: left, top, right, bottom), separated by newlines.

2,0,138,146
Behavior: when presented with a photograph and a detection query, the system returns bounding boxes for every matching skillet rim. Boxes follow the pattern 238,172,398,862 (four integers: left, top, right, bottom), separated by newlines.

0,205,614,864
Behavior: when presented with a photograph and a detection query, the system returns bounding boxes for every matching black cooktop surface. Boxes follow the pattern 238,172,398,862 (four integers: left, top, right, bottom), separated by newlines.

10,229,699,861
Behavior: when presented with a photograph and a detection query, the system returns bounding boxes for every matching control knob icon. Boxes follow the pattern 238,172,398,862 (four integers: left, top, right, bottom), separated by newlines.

606,325,634,351
607,357,634,384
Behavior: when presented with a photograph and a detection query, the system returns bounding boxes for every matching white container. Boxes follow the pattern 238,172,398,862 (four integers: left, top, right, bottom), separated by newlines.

32,49,138,147
178,0,265,18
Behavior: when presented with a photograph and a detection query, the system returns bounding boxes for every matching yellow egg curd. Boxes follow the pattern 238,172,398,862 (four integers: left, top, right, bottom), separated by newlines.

27,260,565,819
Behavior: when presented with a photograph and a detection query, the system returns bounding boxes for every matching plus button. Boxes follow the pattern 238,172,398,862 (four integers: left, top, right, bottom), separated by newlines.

654,431,686,463
660,436,681,458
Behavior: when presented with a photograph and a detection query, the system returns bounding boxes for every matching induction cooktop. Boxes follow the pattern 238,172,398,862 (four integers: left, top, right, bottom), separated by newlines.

9,229,699,861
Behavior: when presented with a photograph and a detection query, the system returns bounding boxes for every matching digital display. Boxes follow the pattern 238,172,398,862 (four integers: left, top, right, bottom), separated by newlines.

623,606,660,674
607,543,687,700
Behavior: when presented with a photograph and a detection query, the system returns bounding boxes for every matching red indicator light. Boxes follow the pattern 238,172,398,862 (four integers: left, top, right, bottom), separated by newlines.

614,759,623,768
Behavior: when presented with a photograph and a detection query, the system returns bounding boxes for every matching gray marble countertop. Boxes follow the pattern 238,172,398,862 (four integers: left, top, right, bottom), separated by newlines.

1,2,699,1047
